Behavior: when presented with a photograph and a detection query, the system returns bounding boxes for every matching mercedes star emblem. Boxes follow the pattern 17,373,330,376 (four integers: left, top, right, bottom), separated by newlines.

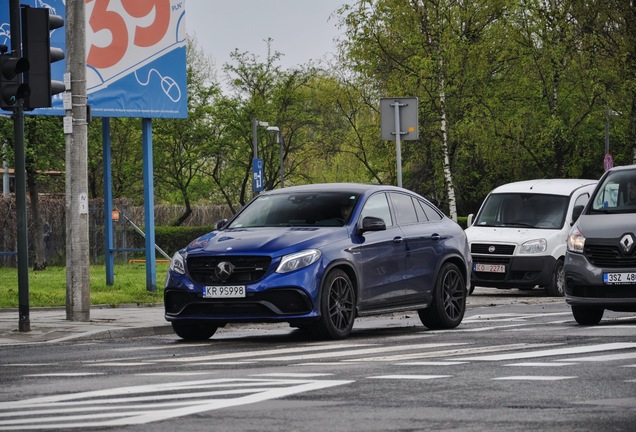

215,261,233,281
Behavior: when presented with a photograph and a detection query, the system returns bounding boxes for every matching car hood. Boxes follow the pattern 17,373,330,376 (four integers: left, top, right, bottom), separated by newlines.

465,226,558,244
184,227,349,256
577,213,636,238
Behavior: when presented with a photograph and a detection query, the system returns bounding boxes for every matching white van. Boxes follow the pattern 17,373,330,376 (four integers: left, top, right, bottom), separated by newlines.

465,179,597,296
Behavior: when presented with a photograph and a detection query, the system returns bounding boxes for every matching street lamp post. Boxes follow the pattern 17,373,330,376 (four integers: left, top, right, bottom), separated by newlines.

252,118,269,196
267,126,284,188
605,109,620,155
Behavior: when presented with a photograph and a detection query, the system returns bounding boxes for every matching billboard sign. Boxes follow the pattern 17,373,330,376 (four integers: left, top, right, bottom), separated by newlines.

0,0,187,118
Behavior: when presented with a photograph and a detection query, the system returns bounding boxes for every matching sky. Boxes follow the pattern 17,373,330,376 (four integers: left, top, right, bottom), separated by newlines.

186,0,352,73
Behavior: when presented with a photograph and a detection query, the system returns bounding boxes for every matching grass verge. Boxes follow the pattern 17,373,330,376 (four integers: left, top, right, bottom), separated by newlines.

0,262,169,308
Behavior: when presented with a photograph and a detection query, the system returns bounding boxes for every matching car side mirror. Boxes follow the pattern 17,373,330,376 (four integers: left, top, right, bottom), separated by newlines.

216,219,229,230
571,205,584,225
467,214,474,227
357,216,386,235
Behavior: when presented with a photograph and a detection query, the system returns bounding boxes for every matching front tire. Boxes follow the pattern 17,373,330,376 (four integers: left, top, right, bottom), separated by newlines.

419,262,466,329
171,321,218,340
571,306,604,325
545,259,565,297
312,269,356,339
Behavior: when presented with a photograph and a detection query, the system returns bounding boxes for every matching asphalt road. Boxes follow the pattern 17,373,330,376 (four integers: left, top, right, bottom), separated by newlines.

1,289,635,431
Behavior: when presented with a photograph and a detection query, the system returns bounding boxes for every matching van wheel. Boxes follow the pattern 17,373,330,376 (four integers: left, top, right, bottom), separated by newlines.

571,306,604,325
545,259,564,297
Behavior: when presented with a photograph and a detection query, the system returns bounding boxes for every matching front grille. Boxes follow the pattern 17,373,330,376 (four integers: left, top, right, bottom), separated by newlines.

471,244,516,255
473,256,510,265
164,288,312,317
584,242,636,269
187,256,272,284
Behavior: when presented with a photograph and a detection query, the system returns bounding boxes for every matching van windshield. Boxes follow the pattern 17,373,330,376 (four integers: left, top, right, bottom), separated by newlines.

474,193,569,229
589,170,636,214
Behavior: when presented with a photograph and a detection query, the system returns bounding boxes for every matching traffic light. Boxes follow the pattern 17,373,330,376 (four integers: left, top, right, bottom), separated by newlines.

0,47,29,110
21,7,65,110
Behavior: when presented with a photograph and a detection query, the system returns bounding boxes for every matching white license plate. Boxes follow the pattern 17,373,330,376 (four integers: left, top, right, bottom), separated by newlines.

603,272,636,285
203,286,246,298
474,263,506,273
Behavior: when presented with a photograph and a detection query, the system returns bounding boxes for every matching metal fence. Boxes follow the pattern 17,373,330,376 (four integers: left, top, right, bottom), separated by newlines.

0,197,232,267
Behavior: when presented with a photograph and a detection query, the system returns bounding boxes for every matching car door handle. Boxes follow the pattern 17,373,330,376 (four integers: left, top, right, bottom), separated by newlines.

431,233,441,241
393,237,403,243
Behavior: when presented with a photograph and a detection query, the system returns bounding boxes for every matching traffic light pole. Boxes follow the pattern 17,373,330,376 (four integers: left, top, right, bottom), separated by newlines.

9,0,30,332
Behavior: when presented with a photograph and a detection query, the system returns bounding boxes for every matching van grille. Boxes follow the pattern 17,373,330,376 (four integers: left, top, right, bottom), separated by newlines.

471,244,516,255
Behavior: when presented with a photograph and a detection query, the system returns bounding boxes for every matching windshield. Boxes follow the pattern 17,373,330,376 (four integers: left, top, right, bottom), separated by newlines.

474,193,569,229
590,170,636,214
228,191,359,228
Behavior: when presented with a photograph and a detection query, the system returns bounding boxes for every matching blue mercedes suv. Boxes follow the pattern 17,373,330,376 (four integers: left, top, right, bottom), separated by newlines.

164,183,472,340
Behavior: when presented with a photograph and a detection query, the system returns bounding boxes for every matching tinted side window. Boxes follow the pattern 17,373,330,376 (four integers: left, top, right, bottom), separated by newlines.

419,200,443,221
390,193,418,225
360,193,394,227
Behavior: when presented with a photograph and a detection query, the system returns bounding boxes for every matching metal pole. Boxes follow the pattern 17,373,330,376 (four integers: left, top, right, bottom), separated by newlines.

605,109,609,155
277,132,284,188
142,118,156,292
10,0,30,332
393,101,403,188
2,144,9,198
252,117,258,159
102,118,114,285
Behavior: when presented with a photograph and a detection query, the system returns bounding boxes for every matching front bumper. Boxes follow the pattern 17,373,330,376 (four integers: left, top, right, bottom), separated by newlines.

164,264,323,324
471,255,556,289
564,252,636,311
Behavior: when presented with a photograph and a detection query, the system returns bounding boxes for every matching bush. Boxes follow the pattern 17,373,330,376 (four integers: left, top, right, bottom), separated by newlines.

155,226,216,256
456,216,468,229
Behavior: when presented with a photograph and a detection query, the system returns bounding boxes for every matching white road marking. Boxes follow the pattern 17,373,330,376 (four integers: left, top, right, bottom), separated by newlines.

369,375,451,380
253,373,334,377
396,361,468,366
555,352,636,362
256,343,467,362
493,376,577,381
504,362,577,367
0,378,352,429
154,343,377,363
84,362,154,367
455,343,636,361
343,343,560,362
23,373,105,377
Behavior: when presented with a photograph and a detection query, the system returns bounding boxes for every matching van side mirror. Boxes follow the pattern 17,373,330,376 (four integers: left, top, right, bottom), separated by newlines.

357,216,386,235
467,214,474,227
571,205,584,225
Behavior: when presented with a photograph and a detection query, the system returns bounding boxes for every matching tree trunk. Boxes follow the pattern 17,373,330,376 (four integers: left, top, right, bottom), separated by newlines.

439,59,457,221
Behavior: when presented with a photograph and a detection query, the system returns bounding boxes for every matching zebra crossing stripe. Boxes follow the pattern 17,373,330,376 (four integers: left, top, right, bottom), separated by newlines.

493,376,577,381
455,342,636,361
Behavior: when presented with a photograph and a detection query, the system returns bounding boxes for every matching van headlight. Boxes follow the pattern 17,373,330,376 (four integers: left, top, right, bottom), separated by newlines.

276,249,321,273
520,238,547,254
170,251,186,275
567,228,585,253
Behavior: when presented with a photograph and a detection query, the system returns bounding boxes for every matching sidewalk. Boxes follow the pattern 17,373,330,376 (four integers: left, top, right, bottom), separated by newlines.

0,305,172,346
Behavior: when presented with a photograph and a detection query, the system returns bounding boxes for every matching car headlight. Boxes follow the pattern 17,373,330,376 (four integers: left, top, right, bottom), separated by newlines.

170,251,186,275
519,238,547,254
276,249,321,274
567,228,585,253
